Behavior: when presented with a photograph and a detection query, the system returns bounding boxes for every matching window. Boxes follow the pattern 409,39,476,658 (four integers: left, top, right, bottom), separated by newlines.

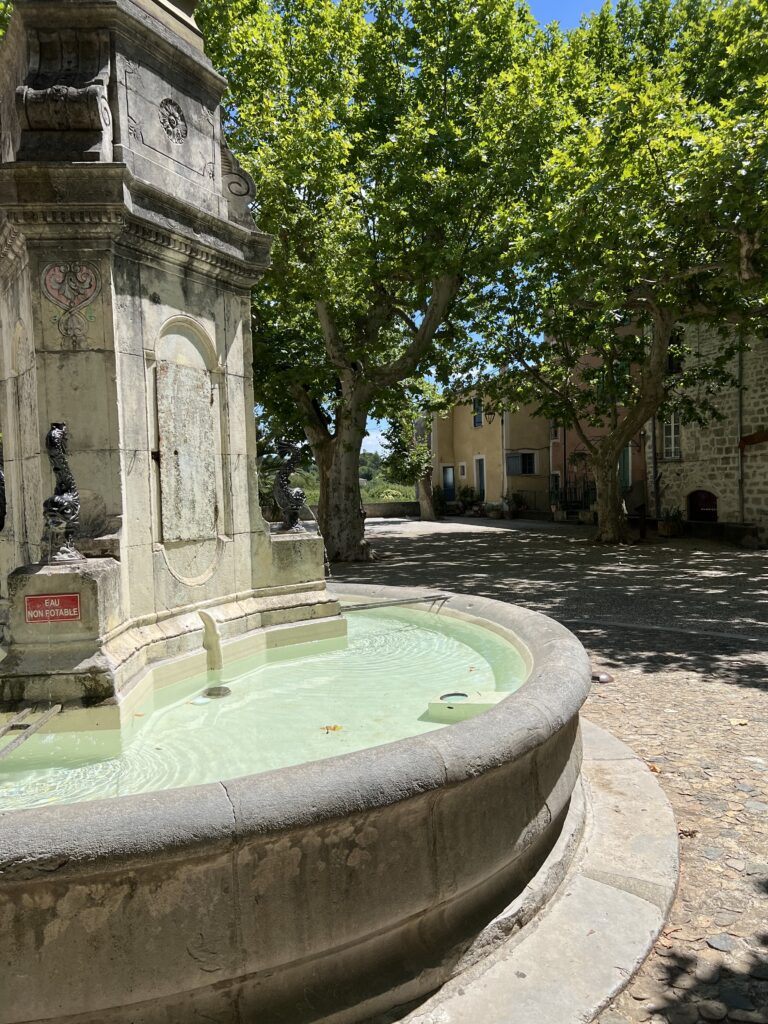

663,415,681,460
472,398,483,428
459,463,466,478
506,452,536,475
550,425,560,441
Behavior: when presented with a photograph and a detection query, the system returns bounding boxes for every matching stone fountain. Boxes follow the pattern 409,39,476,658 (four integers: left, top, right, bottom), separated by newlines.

0,5,678,1024
0,0,337,712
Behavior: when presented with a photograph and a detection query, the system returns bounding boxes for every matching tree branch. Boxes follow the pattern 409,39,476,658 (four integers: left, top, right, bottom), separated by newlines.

289,383,333,447
371,274,462,388
316,301,352,371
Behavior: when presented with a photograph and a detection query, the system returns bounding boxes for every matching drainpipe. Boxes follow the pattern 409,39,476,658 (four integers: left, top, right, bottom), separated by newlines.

500,411,506,505
562,427,567,492
738,348,745,523
651,415,660,519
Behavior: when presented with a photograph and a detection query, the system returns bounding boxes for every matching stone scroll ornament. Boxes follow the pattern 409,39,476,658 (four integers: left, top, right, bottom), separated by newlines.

42,263,102,344
43,424,83,563
273,442,308,533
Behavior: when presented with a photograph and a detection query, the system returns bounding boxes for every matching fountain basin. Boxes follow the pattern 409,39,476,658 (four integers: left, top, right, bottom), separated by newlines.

0,585,592,1024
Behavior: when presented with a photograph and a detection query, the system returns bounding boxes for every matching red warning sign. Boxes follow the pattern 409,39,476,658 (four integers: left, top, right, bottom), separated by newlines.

25,594,81,624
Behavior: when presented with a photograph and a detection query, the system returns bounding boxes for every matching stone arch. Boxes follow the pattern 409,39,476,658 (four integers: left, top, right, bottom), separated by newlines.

157,314,218,372
150,316,229,586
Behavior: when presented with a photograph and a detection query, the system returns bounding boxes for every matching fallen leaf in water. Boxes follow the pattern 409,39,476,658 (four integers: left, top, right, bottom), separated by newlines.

322,725,343,733
730,719,749,726
134,713,145,718
647,762,661,773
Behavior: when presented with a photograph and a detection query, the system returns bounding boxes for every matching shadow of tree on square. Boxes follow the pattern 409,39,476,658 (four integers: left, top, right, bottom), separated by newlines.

335,521,768,691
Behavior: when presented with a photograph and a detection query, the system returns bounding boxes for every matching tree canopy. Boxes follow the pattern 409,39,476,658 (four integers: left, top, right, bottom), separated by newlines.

196,0,558,558
471,0,768,540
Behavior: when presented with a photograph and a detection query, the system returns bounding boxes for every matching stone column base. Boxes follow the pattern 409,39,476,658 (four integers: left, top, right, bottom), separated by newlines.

0,559,123,706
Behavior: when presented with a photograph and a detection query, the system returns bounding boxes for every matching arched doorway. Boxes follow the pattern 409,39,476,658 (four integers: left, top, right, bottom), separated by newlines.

687,490,718,522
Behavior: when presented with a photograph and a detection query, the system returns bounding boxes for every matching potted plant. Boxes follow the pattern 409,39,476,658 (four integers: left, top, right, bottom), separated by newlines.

505,490,528,519
658,506,684,537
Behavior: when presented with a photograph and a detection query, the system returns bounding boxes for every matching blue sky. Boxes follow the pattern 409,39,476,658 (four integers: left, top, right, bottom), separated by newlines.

528,0,603,28
363,0,603,455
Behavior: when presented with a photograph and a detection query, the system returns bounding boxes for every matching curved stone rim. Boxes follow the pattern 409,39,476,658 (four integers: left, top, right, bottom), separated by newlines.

0,585,592,877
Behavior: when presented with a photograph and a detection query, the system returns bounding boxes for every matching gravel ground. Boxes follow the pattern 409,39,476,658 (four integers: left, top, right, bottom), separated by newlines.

333,517,768,1024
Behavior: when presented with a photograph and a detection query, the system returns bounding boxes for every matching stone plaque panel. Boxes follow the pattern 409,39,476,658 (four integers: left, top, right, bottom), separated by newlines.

123,59,218,188
156,361,217,543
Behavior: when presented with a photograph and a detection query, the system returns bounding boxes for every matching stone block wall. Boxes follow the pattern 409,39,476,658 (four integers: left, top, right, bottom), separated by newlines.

649,326,768,540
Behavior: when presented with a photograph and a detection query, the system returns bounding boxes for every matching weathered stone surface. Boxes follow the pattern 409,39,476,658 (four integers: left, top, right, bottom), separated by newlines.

156,361,217,542
697,999,729,1020
665,1005,699,1024
728,1011,768,1024
0,0,328,705
706,934,738,952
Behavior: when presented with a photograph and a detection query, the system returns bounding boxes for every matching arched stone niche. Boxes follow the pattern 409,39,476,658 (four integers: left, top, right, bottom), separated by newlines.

149,316,228,586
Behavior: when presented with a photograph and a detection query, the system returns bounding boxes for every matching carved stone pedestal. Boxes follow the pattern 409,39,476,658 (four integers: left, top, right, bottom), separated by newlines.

0,559,122,705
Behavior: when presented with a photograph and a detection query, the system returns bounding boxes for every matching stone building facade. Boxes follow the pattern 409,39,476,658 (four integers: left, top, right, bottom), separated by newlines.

648,326,768,541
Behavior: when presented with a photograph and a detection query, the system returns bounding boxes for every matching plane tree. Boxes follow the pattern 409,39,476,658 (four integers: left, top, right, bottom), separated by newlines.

473,0,768,542
196,0,558,560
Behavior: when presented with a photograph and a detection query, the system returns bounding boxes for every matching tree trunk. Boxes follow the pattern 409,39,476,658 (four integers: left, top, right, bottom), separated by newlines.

315,422,373,562
417,473,435,521
592,455,629,544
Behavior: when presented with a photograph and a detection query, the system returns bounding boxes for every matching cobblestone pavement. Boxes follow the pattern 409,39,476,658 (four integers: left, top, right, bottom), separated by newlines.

334,518,768,1024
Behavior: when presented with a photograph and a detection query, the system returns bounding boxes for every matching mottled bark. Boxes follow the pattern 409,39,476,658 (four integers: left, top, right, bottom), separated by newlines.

314,422,373,562
592,455,629,544
417,474,435,521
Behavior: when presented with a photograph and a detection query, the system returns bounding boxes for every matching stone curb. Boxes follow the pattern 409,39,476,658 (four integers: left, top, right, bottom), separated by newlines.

390,719,679,1024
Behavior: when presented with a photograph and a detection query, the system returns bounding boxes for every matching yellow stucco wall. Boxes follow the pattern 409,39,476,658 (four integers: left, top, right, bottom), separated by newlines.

432,400,551,505
504,406,552,507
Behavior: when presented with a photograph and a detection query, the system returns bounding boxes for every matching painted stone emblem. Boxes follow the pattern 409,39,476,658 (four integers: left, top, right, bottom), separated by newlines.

159,99,188,144
42,262,101,344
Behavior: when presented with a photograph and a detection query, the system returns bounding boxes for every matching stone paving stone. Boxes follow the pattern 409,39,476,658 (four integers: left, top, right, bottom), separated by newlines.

665,1006,699,1024
698,1000,729,1020
584,652,768,1024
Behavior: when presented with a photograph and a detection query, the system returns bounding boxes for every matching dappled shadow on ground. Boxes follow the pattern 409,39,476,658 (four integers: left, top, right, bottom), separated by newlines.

333,522,768,691
632,944,768,1023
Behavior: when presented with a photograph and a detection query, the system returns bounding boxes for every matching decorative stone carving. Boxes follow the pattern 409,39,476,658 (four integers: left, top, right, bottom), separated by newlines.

15,30,113,162
43,424,83,563
128,116,144,144
159,99,188,144
42,262,102,344
221,143,256,227
273,442,307,532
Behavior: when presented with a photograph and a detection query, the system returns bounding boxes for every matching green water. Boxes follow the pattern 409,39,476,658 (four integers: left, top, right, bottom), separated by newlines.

0,608,526,812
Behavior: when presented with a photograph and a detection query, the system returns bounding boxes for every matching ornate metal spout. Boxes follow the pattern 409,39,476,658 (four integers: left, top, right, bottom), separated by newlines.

43,423,83,562
272,441,307,532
